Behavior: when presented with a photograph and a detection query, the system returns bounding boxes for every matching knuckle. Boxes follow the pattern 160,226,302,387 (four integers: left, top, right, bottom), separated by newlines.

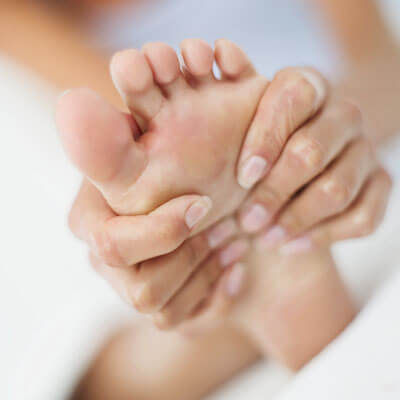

287,135,325,172
276,68,320,110
253,182,285,209
182,235,209,265
90,223,125,268
154,310,176,331
157,216,187,252
319,177,352,210
352,209,376,236
339,100,363,124
132,283,161,313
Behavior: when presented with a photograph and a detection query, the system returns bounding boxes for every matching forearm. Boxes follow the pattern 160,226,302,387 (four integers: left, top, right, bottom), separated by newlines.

313,0,395,67
311,0,400,144
0,2,122,107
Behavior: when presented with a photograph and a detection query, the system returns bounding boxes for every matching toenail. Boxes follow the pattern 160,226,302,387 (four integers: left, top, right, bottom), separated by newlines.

241,204,270,233
238,156,268,189
255,226,287,250
220,239,249,267
185,196,213,229
280,236,313,255
207,219,238,249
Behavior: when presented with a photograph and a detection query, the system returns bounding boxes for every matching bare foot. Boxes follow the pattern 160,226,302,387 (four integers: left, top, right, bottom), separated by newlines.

57,39,268,232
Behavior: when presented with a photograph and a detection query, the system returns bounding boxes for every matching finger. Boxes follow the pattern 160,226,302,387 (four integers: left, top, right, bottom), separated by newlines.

68,179,115,242
130,218,238,313
279,168,392,254
91,195,213,268
256,139,376,248
237,67,328,189
152,239,249,330
198,262,247,318
89,252,133,305
81,192,212,268
240,100,362,233
177,263,247,338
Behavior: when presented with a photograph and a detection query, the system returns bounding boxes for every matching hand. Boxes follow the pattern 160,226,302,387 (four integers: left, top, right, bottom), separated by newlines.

68,180,248,329
236,67,392,253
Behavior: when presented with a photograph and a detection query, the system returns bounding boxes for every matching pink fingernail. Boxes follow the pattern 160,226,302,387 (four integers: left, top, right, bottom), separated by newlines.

241,204,270,233
207,219,238,249
238,156,268,189
226,263,245,296
185,196,213,229
280,236,313,255
256,226,287,249
220,239,249,267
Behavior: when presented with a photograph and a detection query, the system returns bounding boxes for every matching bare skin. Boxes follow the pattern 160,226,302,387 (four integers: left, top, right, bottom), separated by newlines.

57,41,379,400
71,248,354,400
0,1,394,398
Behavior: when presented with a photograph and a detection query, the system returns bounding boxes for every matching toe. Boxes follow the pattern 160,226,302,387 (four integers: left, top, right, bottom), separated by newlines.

214,39,256,80
180,39,215,85
110,49,164,132
56,88,147,193
142,42,189,97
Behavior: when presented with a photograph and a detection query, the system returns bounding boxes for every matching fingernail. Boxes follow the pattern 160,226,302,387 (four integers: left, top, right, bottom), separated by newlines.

256,225,287,249
280,236,312,255
241,204,270,233
220,239,249,267
185,196,213,229
238,156,268,189
226,263,245,296
207,218,237,249
299,69,325,111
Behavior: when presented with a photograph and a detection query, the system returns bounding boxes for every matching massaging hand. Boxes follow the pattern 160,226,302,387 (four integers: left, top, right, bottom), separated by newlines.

235,67,391,254
67,67,391,330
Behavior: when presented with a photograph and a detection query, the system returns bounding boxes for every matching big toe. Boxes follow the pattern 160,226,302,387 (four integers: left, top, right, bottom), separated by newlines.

56,88,147,196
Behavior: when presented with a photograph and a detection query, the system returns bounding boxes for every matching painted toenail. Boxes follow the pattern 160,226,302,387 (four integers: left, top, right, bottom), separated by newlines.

226,263,245,296
238,156,268,189
256,226,287,250
280,236,313,255
207,219,238,249
241,204,270,233
220,239,249,267
185,196,213,229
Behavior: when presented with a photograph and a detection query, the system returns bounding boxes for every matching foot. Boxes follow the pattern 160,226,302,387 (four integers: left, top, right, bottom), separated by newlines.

57,39,268,232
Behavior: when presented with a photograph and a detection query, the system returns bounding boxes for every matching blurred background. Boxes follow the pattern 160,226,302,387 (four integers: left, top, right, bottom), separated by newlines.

1,1,400,399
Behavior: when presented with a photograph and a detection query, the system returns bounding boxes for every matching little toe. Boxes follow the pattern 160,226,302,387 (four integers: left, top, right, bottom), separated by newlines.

111,49,164,132
142,42,189,97
214,39,256,80
56,88,147,194
180,39,215,86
